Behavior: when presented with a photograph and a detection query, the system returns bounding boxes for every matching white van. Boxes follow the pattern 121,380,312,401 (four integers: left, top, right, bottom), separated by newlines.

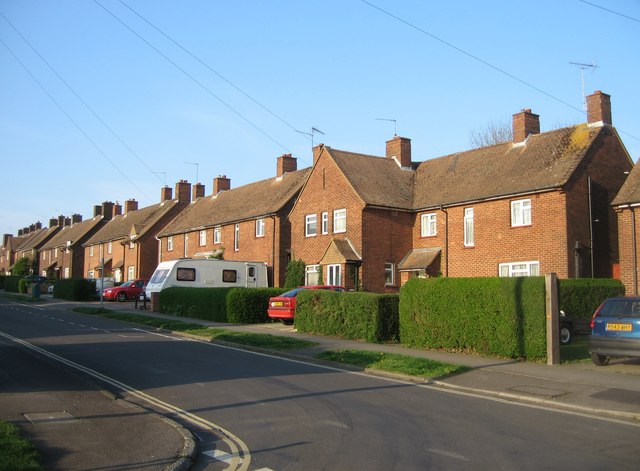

145,259,268,298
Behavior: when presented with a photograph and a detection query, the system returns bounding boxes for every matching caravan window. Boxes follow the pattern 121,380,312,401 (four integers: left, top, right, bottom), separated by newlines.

222,269,237,283
176,267,196,281
150,268,169,284
247,266,256,277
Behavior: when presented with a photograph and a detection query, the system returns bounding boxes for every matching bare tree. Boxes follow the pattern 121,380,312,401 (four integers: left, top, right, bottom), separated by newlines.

468,119,512,148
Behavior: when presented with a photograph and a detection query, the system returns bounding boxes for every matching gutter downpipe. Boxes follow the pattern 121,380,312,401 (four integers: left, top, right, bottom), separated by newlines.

440,205,449,277
270,215,277,287
588,177,594,278
633,208,638,295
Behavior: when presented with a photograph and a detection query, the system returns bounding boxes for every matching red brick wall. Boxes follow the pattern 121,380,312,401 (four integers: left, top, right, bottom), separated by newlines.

617,208,639,295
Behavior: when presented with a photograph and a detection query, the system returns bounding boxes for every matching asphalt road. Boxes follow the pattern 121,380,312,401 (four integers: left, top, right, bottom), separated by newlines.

1,300,639,470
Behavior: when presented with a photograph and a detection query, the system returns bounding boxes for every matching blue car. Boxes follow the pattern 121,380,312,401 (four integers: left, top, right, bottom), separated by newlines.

589,297,640,366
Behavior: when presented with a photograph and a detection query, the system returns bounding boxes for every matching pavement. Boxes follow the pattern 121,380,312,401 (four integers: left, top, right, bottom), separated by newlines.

2,294,640,470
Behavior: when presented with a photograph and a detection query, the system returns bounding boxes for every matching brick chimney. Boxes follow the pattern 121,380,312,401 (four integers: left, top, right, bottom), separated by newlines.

114,202,122,216
93,205,102,217
277,154,297,177
49,218,58,228
313,144,325,165
213,175,231,194
29,224,36,233
18,229,23,236
71,214,82,224
192,183,205,200
35,222,42,230
386,136,412,168
161,186,173,202
124,199,138,214
102,201,115,221
57,215,65,227
512,109,540,144
3,234,10,247
175,180,191,203
587,90,612,126
64,217,71,227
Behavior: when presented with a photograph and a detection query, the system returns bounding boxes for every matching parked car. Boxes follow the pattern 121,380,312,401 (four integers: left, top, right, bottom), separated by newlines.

91,277,115,293
23,275,48,284
589,297,640,366
268,285,345,324
103,279,149,302
559,310,573,345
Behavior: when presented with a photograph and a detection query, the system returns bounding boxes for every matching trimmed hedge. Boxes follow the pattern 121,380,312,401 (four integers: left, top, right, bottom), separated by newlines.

2,276,23,293
559,278,625,319
53,279,96,301
295,291,399,342
159,287,231,321
18,279,28,294
399,277,547,359
227,288,287,323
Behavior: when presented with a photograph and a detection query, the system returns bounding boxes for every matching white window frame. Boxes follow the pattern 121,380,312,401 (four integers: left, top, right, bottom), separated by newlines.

234,224,240,251
333,209,346,234
321,212,329,235
305,214,318,237
213,227,221,244
256,218,265,238
64,267,70,279
327,264,342,286
511,199,532,227
199,230,207,246
464,207,474,247
88,270,95,279
129,241,135,249
127,265,135,280
42,252,46,260
421,213,437,237
108,241,112,254
90,246,94,257
305,265,320,285
499,261,540,277
167,236,173,251
54,247,58,257
384,262,395,286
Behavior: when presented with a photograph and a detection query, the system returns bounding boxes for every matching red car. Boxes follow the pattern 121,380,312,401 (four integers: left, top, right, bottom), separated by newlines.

103,279,149,302
268,285,345,324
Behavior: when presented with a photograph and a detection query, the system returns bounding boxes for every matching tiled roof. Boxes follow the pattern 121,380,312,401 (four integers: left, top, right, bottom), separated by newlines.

326,148,415,209
398,247,441,270
16,226,60,251
412,124,601,209
84,200,180,245
612,158,640,206
158,169,311,237
40,216,104,250
319,238,362,265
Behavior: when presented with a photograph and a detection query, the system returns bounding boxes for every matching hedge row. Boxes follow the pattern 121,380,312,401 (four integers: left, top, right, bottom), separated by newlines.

399,277,547,359
53,279,96,301
295,291,399,342
159,287,287,323
558,278,625,319
1,276,22,293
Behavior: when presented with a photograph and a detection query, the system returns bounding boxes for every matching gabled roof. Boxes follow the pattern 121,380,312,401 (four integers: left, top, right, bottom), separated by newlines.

398,247,441,270
40,216,104,250
612,159,640,206
326,148,415,209
319,238,362,265
85,199,180,246
15,226,60,252
413,123,601,209
158,169,311,237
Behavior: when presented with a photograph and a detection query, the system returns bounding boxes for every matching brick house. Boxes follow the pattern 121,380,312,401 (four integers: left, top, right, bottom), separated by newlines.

156,155,310,287
289,91,633,292
39,213,106,279
612,161,640,295
1,222,60,275
83,181,191,281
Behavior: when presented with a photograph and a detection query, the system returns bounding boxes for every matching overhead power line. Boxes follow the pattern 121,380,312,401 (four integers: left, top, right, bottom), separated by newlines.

93,0,291,153
578,0,640,23
0,35,152,201
0,10,164,186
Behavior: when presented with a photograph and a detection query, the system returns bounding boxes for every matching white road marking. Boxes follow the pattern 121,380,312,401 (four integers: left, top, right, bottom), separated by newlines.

428,448,469,461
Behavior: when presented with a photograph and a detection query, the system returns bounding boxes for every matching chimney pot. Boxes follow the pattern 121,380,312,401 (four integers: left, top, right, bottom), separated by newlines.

512,108,540,144
213,175,231,194
192,183,205,200
124,199,139,214
175,180,191,203
277,154,297,177
386,136,412,168
586,90,612,126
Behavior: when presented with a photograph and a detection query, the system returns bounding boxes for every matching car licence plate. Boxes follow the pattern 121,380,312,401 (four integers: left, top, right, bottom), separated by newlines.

272,301,283,307
606,323,632,332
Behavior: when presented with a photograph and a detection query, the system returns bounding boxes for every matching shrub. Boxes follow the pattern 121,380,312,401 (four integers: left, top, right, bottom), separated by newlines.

53,279,96,301
558,278,625,319
11,257,32,276
3,275,22,293
296,291,399,342
399,277,546,359
18,279,28,294
283,259,305,289
0,275,4,289
159,287,232,321
227,288,287,323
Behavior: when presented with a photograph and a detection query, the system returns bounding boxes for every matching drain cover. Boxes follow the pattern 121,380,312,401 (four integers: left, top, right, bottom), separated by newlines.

508,385,568,398
24,412,79,425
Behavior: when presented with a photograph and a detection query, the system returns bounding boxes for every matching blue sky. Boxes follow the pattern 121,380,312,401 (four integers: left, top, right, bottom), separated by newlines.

1,0,639,240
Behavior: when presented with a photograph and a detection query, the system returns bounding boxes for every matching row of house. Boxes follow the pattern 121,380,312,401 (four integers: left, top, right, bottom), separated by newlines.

1,90,638,295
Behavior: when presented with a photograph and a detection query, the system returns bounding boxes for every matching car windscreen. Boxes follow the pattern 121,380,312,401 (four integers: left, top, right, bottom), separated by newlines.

149,268,169,284
281,288,304,297
599,299,640,318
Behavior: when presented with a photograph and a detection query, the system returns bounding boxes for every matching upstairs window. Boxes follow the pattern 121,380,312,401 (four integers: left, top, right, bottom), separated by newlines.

213,227,221,244
234,224,240,251
511,199,532,227
305,214,317,237
464,208,474,247
256,218,265,238
421,213,437,237
321,212,329,235
333,209,346,233
107,242,112,254
167,236,173,251
199,230,207,246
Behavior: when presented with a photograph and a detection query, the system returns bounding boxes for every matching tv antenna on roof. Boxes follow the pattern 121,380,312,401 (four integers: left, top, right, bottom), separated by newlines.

570,61,599,111
184,162,199,183
152,171,166,187
376,118,397,136
296,127,325,149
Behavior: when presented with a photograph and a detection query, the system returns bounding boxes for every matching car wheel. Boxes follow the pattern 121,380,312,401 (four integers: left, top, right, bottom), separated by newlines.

116,292,127,302
591,352,610,366
560,326,572,345
281,319,294,326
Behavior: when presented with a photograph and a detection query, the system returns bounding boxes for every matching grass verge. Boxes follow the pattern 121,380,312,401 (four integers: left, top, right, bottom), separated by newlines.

0,293,46,303
0,421,42,471
317,349,470,379
72,308,316,351
560,336,590,364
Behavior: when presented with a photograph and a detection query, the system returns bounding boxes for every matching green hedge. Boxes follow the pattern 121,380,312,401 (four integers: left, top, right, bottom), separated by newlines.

53,279,96,301
227,288,287,323
295,291,399,342
18,279,28,294
399,277,546,359
2,276,23,293
558,278,625,319
159,287,231,321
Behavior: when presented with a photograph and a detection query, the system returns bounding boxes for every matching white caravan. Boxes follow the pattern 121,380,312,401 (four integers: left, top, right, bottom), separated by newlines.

145,259,268,298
